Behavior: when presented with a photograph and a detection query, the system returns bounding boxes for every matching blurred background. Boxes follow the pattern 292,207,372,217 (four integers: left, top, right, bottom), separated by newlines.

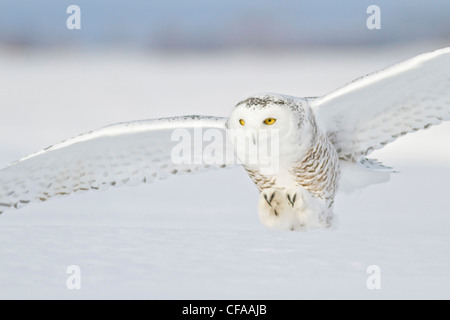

1,0,450,50
1,1,450,299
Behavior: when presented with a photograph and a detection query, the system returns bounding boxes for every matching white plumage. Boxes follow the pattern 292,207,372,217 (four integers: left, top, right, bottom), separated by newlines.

0,116,231,210
314,47,450,161
1,48,449,231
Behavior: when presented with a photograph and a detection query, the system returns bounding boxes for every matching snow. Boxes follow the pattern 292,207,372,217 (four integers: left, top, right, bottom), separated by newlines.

1,44,450,299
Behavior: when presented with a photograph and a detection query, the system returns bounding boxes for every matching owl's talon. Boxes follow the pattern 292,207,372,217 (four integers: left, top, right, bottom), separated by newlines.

263,191,276,207
287,193,297,207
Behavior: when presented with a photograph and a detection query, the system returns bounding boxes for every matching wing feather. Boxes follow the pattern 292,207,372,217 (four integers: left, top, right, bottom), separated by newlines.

312,47,450,161
0,116,235,213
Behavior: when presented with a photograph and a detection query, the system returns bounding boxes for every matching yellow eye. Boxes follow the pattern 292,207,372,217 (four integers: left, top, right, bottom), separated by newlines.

239,119,245,126
264,118,276,125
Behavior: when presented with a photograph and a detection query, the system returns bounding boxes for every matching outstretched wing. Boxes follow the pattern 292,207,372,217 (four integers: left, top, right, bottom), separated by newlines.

312,47,450,161
0,116,235,214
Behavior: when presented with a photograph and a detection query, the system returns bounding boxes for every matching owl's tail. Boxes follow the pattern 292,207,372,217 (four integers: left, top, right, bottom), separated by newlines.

338,158,397,193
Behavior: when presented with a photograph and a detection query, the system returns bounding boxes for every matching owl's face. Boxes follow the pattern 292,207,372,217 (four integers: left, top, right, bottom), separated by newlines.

227,93,303,138
227,93,311,172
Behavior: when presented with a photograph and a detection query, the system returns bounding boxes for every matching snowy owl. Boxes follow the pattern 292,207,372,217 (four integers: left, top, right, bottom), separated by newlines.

1,48,450,231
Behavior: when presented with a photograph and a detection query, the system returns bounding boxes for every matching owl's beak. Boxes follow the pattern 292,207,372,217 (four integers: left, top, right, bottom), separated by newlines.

252,132,257,145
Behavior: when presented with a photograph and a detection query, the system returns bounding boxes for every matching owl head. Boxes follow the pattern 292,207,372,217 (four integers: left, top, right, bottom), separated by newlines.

227,93,316,172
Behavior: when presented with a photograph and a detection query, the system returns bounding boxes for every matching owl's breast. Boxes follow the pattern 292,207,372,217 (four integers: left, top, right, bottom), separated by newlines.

243,131,340,206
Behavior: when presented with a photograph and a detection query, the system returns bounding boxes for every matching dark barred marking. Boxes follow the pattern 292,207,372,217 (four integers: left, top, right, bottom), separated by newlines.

236,95,306,127
237,96,287,108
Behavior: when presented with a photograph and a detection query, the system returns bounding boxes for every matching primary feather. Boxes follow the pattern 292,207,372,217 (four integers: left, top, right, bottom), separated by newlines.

0,116,231,213
312,47,450,161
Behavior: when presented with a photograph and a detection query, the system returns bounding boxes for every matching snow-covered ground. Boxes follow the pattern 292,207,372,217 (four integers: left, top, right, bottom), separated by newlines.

1,43,450,299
